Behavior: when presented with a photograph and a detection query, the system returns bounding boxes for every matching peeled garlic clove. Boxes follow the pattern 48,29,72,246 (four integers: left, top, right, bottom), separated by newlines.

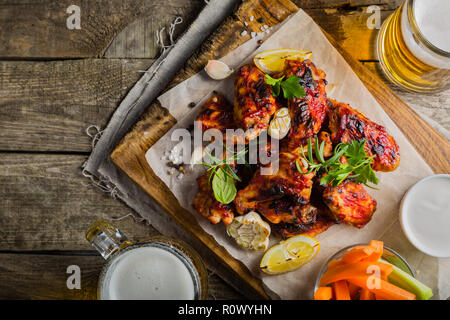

268,107,291,140
226,211,271,251
204,60,233,80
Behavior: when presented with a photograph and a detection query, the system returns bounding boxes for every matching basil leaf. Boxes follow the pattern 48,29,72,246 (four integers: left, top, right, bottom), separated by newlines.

212,168,237,204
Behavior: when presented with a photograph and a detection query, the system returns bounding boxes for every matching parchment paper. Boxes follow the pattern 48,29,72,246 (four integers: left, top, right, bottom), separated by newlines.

147,9,450,299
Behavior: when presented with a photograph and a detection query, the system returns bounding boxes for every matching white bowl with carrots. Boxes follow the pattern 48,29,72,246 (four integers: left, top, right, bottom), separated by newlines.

313,241,433,300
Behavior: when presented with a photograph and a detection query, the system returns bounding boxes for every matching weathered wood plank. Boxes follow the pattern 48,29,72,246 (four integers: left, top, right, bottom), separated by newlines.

0,153,159,250
0,253,243,299
0,0,401,60
0,59,153,152
0,0,203,59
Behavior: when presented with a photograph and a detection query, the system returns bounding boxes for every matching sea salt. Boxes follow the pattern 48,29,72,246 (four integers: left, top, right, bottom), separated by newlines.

241,30,248,36
249,16,254,21
250,31,256,38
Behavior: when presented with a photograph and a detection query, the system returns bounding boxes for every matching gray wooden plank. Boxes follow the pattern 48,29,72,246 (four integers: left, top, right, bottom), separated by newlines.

0,153,160,250
0,253,243,299
0,0,203,59
0,59,154,152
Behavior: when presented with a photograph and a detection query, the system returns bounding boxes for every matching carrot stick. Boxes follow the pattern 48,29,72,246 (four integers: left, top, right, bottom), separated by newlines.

333,280,351,300
365,240,384,261
314,287,333,300
327,259,342,269
347,276,416,300
360,288,374,300
319,261,393,286
348,282,361,299
341,246,375,264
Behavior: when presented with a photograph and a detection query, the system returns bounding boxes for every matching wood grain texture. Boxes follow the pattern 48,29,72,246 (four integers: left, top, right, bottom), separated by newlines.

0,253,243,300
0,0,203,59
0,153,159,251
110,0,449,300
0,59,153,152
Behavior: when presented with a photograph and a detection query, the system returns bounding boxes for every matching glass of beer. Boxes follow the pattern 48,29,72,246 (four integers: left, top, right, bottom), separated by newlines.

86,220,208,300
377,0,450,93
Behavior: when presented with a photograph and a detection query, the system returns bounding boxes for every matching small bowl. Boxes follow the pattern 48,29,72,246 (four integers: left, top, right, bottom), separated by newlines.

400,174,450,258
313,243,415,297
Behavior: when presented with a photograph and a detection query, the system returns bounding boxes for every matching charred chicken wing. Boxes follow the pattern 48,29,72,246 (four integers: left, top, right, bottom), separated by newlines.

322,179,377,228
234,152,320,237
328,100,400,172
234,152,315,214
196,93,235,138
284,59,329,149
234,64,278,141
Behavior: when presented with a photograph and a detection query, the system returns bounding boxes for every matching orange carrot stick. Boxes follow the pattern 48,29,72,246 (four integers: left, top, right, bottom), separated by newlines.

365,240,384,261
347,276,416,300
333,280,351,300
319,261,393,286
314,287,333,300
341,246,375,264
360,288,374,300
348,282,361,299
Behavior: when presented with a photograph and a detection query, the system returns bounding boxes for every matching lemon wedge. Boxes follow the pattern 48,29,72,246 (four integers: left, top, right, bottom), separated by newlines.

253,49,312,74
260,235,320,275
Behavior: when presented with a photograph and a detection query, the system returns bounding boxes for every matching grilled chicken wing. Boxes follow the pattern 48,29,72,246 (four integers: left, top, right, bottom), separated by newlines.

234,152,315,215
322,179,377,228
284,59,329,149
234,64,278,141
196,93,235,140
234,152,319,236
193,172,234,225
273,216,334,239
328,100,400,172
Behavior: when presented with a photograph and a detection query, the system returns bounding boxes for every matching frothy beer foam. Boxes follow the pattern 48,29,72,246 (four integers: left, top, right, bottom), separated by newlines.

402,0,450,68
101,246,196,300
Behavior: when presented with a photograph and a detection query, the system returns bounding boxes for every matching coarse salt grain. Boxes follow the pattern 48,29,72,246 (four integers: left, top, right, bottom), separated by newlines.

251,32,256,38
260,26,265,31
241,30,248,36
249,16,254,21
244,21,248,26
177,173,184,180
263,25,269,30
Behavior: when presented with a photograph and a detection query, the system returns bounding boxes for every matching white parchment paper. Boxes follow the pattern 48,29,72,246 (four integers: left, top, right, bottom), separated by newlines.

147,9,450,299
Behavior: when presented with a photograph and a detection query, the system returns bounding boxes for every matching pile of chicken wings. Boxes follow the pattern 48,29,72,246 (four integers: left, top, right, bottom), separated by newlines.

193,59,400,239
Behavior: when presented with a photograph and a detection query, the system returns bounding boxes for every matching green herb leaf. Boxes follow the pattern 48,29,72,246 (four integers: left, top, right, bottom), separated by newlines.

296,138,379,188
265,74,305,100
265,74,284,97
280,75,306,100
212,168,237,204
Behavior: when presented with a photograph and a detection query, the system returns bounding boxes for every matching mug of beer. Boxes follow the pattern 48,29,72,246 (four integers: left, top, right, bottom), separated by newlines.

86,220,208,300
377,0,450,92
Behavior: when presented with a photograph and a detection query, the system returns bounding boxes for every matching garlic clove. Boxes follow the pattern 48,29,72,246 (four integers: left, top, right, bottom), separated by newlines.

204,60,233,80
268,107,291,140
226,211,271,251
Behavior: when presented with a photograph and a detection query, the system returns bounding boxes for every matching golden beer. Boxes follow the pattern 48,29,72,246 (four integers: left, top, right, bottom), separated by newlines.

377,0,450,93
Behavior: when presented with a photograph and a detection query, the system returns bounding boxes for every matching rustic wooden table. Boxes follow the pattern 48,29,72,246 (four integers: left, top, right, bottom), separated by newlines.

0,0,448,299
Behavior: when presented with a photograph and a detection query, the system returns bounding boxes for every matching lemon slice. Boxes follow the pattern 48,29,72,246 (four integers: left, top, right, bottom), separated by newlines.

260,235,320,275
254,49,312,74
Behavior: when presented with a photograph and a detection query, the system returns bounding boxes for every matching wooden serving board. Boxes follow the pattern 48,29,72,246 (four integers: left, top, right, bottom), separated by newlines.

111,0,450,299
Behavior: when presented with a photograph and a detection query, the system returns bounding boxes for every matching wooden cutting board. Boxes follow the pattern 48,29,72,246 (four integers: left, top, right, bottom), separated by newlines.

111,0,450,299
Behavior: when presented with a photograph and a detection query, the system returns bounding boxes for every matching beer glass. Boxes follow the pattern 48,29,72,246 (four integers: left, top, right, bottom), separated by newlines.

377,0,450,93
86,220,208,300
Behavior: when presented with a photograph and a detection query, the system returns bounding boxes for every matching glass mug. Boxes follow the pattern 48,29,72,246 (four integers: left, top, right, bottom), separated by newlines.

86,220,208,300
377,0,450,93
